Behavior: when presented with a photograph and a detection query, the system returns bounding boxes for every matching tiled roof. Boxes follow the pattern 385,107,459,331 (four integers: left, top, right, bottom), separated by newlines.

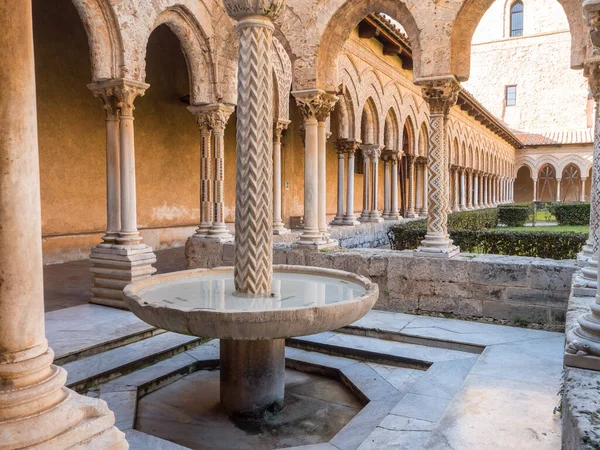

514,129,593,146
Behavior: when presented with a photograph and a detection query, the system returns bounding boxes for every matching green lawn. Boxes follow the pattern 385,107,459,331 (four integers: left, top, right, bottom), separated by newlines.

500,225,589,233
533,210,555,222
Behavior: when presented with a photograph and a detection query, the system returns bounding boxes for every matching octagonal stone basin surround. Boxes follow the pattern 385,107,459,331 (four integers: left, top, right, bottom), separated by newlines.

123,265,379,340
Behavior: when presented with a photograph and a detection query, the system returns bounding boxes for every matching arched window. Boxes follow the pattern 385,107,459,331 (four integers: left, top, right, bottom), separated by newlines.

510,1,524,37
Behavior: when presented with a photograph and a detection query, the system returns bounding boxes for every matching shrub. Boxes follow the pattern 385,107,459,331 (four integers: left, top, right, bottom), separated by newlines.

387,219,426,251
447,208,498,230
451,230,586,260
498,204,532,227
548,202,590,226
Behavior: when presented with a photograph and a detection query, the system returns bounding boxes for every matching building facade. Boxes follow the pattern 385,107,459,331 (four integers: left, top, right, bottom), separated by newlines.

464,0,594,202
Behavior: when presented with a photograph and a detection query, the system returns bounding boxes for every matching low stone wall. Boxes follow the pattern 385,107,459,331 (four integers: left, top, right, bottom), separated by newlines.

186,241,579,327
563,294,600,450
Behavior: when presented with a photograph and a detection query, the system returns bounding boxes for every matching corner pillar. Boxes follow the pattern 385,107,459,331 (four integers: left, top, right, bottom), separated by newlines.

0,2,127,446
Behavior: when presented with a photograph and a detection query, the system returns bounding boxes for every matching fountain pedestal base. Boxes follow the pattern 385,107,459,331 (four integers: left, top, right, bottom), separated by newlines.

220,339,285,418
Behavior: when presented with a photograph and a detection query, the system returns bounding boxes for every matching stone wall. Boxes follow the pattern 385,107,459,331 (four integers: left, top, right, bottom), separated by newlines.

187,242,579,327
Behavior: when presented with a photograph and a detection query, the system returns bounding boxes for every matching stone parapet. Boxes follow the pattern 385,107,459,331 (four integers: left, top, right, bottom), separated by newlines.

186,242,579,327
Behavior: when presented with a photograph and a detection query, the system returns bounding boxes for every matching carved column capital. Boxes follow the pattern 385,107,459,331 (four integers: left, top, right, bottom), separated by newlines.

417,77,460,116
273,119,291,142
224,0,285,21
360,143,384,160
189,104,235,133
292,89,339,122
88,83,119,119
335,139,361,155
88,79,149,117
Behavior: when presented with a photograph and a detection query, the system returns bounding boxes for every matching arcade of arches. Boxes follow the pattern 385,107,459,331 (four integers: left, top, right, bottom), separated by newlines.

3,0,600,448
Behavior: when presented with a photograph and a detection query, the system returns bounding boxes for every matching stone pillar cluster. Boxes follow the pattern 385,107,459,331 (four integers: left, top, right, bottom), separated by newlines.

358,144,385,223
89,79,157,309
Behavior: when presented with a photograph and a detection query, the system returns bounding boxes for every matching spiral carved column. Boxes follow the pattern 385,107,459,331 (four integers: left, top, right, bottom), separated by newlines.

415,78,460,258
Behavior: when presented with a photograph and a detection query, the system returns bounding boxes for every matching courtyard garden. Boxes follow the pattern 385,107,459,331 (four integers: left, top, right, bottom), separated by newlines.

388,202,590,259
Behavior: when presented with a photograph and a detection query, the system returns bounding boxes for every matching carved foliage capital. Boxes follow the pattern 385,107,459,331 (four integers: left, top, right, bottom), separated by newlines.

419,78,460,116
335,139,361,155
88,79,149,118
293,90,339,122
587,61,600,101
360,144,383,160
190,104,235,133
88,84,119,119
585,0,600,58
224,0,285,21
273,119,291,141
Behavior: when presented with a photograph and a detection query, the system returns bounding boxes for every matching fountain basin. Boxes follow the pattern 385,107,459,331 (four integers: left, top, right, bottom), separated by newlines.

123,265,378,340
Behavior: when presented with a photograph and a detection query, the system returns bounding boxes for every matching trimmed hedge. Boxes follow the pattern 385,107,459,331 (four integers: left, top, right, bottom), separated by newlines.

451,230,586,260
387,208,497,252
548,202,590,226
387,207,587,259
447,208,498,230
498,204,532,227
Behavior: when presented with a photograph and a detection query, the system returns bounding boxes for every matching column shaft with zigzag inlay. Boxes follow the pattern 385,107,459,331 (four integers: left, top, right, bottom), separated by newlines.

415,78,460,258
233,15,274,294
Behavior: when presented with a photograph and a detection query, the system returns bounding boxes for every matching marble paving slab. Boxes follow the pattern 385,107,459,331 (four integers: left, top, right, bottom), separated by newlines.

46,304,155,361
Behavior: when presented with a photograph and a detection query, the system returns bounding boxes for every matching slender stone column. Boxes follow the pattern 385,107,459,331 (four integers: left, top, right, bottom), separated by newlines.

293,90,338,248
415,162,423,215
89,79,156,309
339,140,360,225
473,172,481,209
382,158,391,218
406,155,418,218
89,85,121,244
273,119,291,235
370,146,384,222
582,177,588,202
532,178,538,202
390,154,401,219
483,174,488,206
459,169,466,211
318,113,337,236
208,105,236,241
415,78,460,258
556,177,562,202
467,169,474,209
0,2,126,447
332,141,347,225
422,163,429,216
452,168,460,212
189,108,214,237
360,145,371,222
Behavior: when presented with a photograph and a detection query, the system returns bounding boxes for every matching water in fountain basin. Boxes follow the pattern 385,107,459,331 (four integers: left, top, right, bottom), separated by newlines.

137,272,366,312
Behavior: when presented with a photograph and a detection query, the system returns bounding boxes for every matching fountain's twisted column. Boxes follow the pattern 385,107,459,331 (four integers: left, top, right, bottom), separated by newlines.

224,0,284,418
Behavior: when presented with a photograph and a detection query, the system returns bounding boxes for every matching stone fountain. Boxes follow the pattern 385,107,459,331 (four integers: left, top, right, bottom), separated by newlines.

123,0,378,420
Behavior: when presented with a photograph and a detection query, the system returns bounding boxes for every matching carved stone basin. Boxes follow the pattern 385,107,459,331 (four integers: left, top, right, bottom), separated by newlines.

123,265,378,340
123,265,378,419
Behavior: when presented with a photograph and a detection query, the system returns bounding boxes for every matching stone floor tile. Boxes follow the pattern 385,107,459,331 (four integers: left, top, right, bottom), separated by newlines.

357,427,431,450
330,400,399,450
378,415,436,432
390,393,452,423
408,357,477,399
340,362,402,402
99,389,137,431
46,304,155,361
125,429,190,450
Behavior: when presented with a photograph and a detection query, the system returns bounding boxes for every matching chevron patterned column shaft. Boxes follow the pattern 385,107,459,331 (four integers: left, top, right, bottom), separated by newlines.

233,16,274,294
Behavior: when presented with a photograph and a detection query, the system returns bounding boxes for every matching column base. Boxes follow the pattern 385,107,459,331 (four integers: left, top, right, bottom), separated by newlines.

405,213,419,219
341,215,360,226
292,235,339,250
572,264,598,297
414,233,460,259
578,243,595,262
0,371,126,449
273,227,291,235
90,243,157,309
330,215,346,226
565,309,600,370
385,213,401,221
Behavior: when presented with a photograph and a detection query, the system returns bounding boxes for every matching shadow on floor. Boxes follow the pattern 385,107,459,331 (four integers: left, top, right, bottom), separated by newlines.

44,247,187,312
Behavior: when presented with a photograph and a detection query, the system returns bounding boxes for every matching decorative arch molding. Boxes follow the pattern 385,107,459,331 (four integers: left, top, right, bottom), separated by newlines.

418,121,429,157
557,154,593,176
71,0,124,81
402,115,417,156
360,98,380,145
450,0,586,81
384,108,401,152
272,37,293,121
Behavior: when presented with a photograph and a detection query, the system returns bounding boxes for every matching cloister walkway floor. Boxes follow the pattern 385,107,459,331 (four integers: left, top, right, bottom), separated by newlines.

43,247,187,312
